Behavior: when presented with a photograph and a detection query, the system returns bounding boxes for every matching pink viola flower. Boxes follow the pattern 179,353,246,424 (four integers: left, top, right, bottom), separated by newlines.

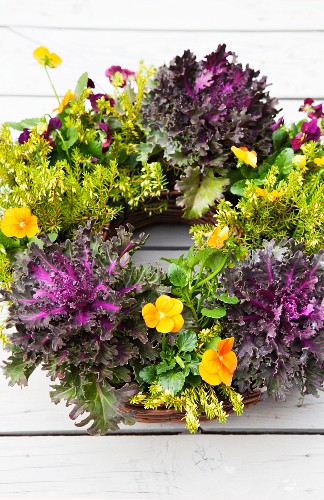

299,98,324,119
18,128,31,144
105,65,135,87
271,116,284,131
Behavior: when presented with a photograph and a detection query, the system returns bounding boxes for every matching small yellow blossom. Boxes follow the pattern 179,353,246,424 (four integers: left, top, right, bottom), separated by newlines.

53,89,76,114
231,146,257,168
207,226,229,249
1,207,39,238
255,187,283,201
142,295,184,334
314,157,324,166
293,155,307,171
33,46,62,68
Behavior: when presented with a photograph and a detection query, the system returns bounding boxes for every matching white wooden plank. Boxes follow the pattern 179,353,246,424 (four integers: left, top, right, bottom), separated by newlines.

0,435,323,499
0,364,323,434
0,96,305,126
1,0,323,30
1,29,324,98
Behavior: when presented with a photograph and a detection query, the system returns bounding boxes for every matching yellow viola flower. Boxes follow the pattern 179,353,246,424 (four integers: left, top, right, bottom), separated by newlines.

142,295,184,334
293,155,307,171
255,187,283,201
1,207,39,238
53,89,76,114
231,146,257,168
314,157,324,166
33,46,62,68
207,225,229,249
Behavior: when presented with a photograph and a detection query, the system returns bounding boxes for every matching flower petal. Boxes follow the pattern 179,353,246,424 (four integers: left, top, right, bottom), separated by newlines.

199,361,222,385
25,217,39,238
142,303,159,328
155,295,174,314
171,314,184,332
218,365,233,386
156,316,174,334
201,349,222,374
217,337,234,357
166,298,183,317
222,351,237,373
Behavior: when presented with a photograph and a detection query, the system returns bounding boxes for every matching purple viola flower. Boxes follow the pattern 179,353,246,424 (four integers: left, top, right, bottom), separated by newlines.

299,98,314,112
91,157,98,163
105,65,135,88
89,93,115,112
18,128,31,144
87,77,95,89
290,118,321,150
42,117,62,145
308,103,324,119
271,116,284,131
98,121,113,152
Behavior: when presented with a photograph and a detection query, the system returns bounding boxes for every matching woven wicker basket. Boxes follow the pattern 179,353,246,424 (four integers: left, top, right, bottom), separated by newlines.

122,391,262,424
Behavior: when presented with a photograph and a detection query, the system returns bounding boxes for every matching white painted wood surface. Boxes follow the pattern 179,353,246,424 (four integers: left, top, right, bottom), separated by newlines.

1,0,324,498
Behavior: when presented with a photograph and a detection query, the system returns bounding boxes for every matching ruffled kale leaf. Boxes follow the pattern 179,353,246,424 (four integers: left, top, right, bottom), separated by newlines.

218,239,324,400
176,167,229,218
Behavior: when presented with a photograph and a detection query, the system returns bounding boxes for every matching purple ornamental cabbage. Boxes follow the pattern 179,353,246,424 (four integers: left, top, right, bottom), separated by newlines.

2,223,163,433
142,44,279,170
217,239,324,400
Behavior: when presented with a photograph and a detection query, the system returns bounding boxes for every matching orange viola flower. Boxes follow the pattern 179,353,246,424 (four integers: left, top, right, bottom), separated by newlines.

207,225,229,249
142,295,184,334
255,187,283,201
53,89,76,114
1,207,39,239
199,337,237,386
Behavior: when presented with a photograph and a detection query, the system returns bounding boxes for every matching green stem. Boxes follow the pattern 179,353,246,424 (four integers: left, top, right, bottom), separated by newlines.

193,255,228,291
162,333,167,353
45,66,60,104
184,292,199,324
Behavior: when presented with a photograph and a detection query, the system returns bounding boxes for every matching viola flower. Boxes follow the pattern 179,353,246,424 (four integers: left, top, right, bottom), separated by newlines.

42,117,62,144
33,46,62,68
290,119,321,150
87,78,95,89
271,117,284,131
207,226,229,249
255,187,283,201
105,65,135,88
53,89,76,114
299,98,324,119
98,122,113,153
199,337,237,386
89,93,115,113
1,207,39,238
18,128,31,145
314,157,324,166
231,146,257,168
142,295,184,334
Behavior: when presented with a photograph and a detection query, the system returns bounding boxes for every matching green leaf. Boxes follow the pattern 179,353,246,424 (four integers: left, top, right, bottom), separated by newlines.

273,129,290,152
205,251,228,273
139,365,157,383
176,167,229,218
205,336,221,350
136,142,161,163
176,330,197,353
217,293,240,304
65,125,78,149
175,355,185,369
156,359,176,375
2,354,37,386
185,373,201,387
158,371,186,395
201,307,227,319
6,117,42,131
74,72,88,96
230,179,248,196
274,148,294,173
70,376,137,434
167,263,188,287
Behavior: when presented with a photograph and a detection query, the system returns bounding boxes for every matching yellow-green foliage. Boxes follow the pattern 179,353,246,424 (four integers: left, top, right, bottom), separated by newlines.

195,165,324,254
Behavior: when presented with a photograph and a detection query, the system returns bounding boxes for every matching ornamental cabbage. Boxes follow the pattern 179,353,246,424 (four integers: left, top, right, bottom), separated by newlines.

2,222,163,433
218,239,324,400
142,44,279,216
